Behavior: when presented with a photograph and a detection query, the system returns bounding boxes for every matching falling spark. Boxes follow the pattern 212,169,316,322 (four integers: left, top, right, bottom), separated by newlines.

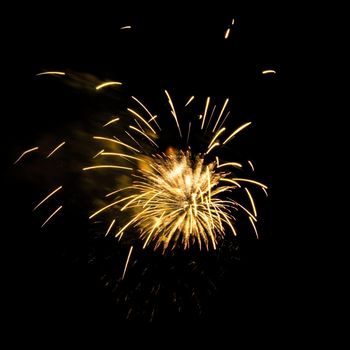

224,28,231,39
93,136,140,153
217,162,242,169
96,81,122,90
103,117,120,127
213,98,229,132
222,178,268,189
201,97,210,130
83,165,133,171
248,160,255,171
41,205,63,228
33,185,63,211
262,188,269,197
36,71,65,76
186,122,191,145
46,141,65,158
131,96,161,131
120,26,132,30
165,90,182,138
122,246,134,280
13,147,39,164
93,149,104,158
185,96,195,107
249,216,259,239
231,18,235,25
262,69,276,75
245,188,257,217
105,219,116,236
127,108,156,134
223,122,252,145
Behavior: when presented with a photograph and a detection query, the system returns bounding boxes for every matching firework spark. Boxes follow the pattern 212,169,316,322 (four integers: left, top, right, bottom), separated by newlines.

36,71,66,76
85,92,267,252
96,81,123,90
46,141,66,158
262,69,276,75
13,146,39,164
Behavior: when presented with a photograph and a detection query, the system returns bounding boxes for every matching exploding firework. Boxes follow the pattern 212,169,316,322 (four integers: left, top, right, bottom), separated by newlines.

83,90,267,258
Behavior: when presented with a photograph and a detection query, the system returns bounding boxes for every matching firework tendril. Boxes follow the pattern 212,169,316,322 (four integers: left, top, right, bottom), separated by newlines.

84,91,267,253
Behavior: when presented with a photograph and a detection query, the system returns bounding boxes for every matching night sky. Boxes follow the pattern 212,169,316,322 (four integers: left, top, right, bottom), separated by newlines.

3,4,311,336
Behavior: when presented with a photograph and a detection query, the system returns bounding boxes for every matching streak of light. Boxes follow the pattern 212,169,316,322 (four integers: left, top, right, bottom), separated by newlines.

122,246,134,280
249,216,259,239
83,165,133,171
127,108,157,134
165,90,182,138
213,98,229,132
46,141,65,158
262,69,276,75
245,187,257,217
105,219,116,236
33,186,63,211
223,122,252,145
103,117,120,127
93,136,140,153
13,147,39,164
248,160,255,171
36,71,65,76
41,205,63,228
185,96,195,107
96,81,122,90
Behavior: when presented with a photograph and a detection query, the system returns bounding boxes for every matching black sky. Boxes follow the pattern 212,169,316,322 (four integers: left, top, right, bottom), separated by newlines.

2,4,310,336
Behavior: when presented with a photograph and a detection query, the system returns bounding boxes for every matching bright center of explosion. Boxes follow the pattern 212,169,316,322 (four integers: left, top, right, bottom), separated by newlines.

122,150,235,251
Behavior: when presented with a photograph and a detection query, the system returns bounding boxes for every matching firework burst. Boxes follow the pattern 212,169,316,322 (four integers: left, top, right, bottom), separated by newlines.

84,91,267,255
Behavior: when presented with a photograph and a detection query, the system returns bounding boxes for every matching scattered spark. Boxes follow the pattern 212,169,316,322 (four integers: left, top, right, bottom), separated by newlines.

222,178,268,189
103,117,120,127
245,188,257,217
93,136,140,153
129,125,159,148
127,108,157,134
249,216,259,239
217,162,242,169
131,96,161,131
122,246,134,280
105,219,116,236
100,152,145,162
208,127,226,151
224,27,231,39
165,90,182,138
213,98,229,132
41,205,63,228
248,160,255,171
36,71,65,76
185,96,195,107
83,165,133,171
223,122,252,145
46,141,65,158
262,187,269,197
13,147,39,164
96,81,122,90
231,18,235,25
186,122,191,145
120,26,132,30
33,185,63,211
201,97,210,130
262,69,276,75
92,149,104,158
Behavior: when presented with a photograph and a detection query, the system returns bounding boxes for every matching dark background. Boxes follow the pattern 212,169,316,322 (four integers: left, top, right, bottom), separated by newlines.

2,3,314,337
